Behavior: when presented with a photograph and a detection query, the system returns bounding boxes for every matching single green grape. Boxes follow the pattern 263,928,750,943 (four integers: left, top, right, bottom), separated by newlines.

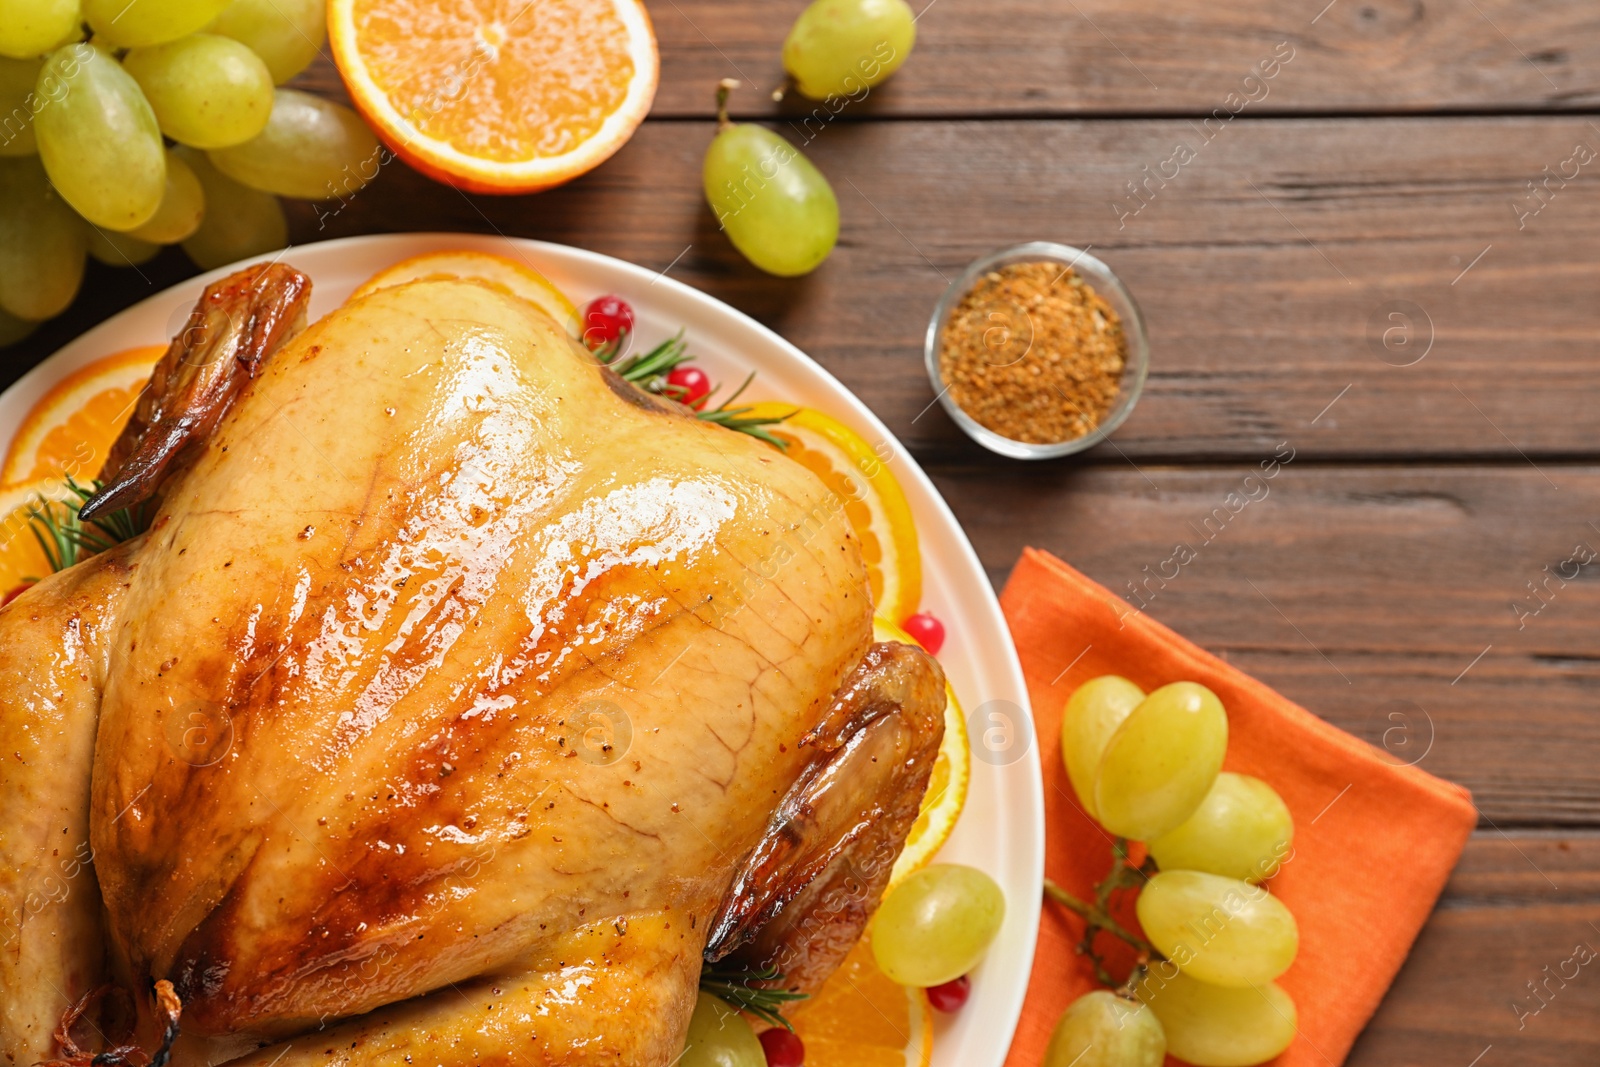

176,145,283,269
1135,870,1298,987
703,124,838,277
123,33,273,148
1093,681,1228,840
782,0,916,101
0,56,44,156
1139,971,1297,1067
208,87,381,200
679,993,764,1067
34,43,166,230
1149,772,1294,884
0,0,81,60
0,304,40,347
1060,675,1144,819
1042,990,1166,1067
127,147,204,242
703,81,838,277
0,156,86,320
205,0,324,84
89,224,160,266
83,0,231,49
871,863,1005,987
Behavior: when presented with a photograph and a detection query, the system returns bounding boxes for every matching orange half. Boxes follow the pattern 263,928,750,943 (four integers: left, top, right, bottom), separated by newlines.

744,402,922,625
0,478,79,596
875,618,970,886
329,0,659,193
2,346,162,485
785,936,934,1067
352,250,580,334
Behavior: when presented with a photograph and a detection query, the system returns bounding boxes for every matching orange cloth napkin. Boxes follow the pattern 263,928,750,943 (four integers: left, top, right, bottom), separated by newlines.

999,549,1476,1067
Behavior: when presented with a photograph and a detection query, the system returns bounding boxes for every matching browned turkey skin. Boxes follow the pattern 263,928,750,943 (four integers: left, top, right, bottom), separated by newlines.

0,265,944,1067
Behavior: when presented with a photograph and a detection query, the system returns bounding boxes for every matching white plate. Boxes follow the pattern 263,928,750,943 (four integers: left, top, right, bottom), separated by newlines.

0,234,1044,1066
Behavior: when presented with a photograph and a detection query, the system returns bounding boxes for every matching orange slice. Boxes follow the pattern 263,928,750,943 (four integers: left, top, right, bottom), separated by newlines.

352,250,580,334
328,0,659,193
746,403,922,625
0,478,80,598
785,935,933,1067
1,346,162,485
875,618,970,886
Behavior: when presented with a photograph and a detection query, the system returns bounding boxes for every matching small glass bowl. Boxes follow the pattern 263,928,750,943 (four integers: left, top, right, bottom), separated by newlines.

923,242,1150,460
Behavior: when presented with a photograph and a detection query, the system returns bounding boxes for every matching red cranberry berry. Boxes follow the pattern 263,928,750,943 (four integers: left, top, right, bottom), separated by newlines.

2,583,32,607
666,365,713,409
926,974,971,1013
582,294,634,349
901,612,946,656
759,1026,805,1066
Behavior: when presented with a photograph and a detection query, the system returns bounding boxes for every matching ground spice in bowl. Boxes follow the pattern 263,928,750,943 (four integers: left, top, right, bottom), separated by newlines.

936,261,1128,445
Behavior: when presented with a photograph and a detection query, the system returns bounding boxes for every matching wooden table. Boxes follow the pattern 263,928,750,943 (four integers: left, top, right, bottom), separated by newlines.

7,2,1599,1061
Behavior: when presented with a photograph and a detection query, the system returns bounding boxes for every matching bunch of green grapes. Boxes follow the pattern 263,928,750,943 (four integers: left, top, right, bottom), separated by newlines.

702,0,917,278
1048,677,1301,1067
0,0,379,345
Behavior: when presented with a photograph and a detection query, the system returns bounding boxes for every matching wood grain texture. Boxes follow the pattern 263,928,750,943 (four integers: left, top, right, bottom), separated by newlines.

1352,831,1600,1065
291,0,1600,117
932,463,1600,825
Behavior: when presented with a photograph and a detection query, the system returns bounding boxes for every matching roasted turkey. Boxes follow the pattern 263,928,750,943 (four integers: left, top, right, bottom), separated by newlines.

0,263,945,1067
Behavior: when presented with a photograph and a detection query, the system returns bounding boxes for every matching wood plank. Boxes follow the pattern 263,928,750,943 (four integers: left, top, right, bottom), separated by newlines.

8,117,1599,460
647,0,1600,116
291,0,1600,117
1353,831,1600,1065
263,115,1600,464
8,117,1599,459
931,463,1600,826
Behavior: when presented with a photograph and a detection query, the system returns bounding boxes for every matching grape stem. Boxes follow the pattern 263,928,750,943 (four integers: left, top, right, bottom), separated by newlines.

1042,881,1152,954
716,78,740,131
1117,960,1151,1000
1043,837,1163,986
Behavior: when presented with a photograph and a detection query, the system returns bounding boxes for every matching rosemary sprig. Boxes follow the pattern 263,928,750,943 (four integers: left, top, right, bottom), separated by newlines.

592,330,792,448
607,330,693,390
695,374,796,449
26,497,78,576
22,474,155,580
699,963,809,1031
